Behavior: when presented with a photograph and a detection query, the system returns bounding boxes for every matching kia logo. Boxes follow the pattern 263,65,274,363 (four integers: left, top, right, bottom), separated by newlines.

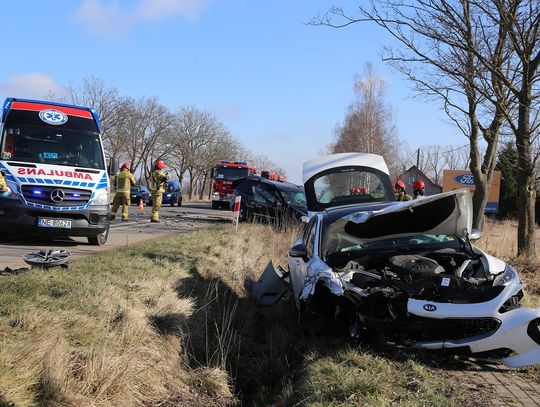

423,304,437,312
453,174,475,186
50,189,65,203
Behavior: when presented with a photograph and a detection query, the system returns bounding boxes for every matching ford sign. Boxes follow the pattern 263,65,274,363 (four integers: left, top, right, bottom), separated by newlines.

423,304,437,312
453,173,475,186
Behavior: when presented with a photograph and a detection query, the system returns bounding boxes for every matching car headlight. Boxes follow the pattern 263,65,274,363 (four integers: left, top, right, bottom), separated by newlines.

493,264,520,286
91,189,110,206
166,194,172,197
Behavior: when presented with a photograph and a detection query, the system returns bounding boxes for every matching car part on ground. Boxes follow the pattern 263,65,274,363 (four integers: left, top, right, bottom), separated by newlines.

22,249,70,268
246,153,540,368
244,261,290,305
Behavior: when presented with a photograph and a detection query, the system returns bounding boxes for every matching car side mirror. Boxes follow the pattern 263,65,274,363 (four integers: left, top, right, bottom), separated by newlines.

289,243,308,258
469,229,481,241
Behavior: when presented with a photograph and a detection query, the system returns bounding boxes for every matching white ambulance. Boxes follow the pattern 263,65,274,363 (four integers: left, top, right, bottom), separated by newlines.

0,98,111,245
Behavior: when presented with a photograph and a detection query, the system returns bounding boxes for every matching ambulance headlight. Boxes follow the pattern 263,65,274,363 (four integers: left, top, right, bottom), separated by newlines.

91,189,110,206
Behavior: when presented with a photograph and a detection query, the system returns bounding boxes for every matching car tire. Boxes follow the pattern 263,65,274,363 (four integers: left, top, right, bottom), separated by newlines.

88,226,109,246
177,197,182,207
212,201,219,210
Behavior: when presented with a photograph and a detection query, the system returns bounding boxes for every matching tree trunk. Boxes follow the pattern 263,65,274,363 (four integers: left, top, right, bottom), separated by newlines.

471,178,489,230
188,168,194,200
516,99,535,257
198,171,207,200
517,179,536,257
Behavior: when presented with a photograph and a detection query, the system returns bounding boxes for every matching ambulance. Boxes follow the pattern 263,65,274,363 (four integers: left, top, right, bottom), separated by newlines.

0,98,111,245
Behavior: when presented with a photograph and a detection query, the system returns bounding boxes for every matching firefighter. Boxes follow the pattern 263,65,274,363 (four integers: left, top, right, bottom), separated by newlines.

150,159,169,223
394,180,412,201
0,170,11,197
412,179,426,199
110,162,136,221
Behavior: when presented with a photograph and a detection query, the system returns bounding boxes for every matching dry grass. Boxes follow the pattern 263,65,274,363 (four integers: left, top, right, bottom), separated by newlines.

3,219,533,406
0,233,238,407
476,218,540,304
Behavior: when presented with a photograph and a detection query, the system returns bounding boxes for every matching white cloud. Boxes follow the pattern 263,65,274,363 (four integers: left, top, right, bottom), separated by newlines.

0,73,65,100
75,0,213,37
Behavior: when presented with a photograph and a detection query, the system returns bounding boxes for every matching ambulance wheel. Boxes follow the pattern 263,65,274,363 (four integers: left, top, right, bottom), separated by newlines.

88,226,109,246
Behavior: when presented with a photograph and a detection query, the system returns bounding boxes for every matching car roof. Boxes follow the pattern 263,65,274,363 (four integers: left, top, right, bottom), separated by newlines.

234,175,302,191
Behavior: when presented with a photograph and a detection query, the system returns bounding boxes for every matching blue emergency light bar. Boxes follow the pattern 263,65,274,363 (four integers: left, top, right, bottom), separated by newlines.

218,160,248,165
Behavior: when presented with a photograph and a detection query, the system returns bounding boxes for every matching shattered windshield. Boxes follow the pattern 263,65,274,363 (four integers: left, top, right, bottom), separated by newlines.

324,234,459,265
279,188,306,206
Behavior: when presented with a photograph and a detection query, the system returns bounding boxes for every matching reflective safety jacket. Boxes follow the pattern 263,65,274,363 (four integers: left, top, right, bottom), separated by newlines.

114,169,136,194
395,191,412,201
150,170,169,194
0,170,8,192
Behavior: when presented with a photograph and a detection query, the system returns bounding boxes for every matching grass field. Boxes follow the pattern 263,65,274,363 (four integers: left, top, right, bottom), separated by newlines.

2,220,536,406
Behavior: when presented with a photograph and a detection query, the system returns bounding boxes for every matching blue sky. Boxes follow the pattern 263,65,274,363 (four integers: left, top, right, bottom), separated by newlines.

1,0,459,183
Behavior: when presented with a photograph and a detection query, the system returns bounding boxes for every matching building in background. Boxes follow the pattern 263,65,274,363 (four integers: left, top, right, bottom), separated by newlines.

398,166,442,196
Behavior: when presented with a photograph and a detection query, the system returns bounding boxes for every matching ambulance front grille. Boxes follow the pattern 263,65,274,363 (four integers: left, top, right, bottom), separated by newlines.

21,185,92,207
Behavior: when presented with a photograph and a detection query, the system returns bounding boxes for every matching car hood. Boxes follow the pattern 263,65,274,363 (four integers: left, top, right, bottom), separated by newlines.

325,189,473,242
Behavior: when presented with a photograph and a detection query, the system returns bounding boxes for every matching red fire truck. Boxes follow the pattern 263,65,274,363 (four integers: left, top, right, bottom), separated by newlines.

211,161,256,209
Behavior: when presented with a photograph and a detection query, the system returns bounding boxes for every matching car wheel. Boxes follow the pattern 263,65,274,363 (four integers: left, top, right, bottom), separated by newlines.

170,199,175,207
88,226,109,246
212,201,219,210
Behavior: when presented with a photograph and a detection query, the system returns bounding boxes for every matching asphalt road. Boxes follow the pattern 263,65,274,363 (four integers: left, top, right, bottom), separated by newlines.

0,202,234,270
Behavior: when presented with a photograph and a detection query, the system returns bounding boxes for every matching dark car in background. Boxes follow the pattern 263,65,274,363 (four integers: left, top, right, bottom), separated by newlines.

232,176,307,224
148,180,182,207
130,185,151,205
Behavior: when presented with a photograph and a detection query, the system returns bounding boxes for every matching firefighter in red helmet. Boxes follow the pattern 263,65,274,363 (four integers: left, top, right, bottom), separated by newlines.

412,179,426,199
394,180,412,201
150,159,169,223
110,162,136,221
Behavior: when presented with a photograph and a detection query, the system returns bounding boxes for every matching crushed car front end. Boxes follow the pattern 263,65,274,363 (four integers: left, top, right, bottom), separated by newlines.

290,190,540,368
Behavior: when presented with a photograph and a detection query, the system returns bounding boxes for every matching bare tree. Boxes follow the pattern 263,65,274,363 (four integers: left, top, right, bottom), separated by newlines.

251,154,287,176
118,97,175,184
62,75,128,159
169,106,232,199
414,144,470,184
312,1,512,233
329,63,404,179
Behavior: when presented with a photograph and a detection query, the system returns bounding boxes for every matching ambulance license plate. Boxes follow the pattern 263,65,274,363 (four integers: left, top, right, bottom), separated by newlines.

38,218,72,229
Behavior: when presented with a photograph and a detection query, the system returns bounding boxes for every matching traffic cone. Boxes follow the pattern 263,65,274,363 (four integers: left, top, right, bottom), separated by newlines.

138,199,144,211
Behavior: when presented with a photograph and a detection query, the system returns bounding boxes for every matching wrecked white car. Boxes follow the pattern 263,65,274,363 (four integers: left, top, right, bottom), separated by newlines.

247,152,540,368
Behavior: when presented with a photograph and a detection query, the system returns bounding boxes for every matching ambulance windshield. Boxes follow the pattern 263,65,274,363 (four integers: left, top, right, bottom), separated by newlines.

0,125,105,169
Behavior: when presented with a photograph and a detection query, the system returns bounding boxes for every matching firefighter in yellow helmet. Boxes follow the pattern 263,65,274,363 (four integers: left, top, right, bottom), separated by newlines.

110,162,136,221
0,170,12,197
150,159,169,223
